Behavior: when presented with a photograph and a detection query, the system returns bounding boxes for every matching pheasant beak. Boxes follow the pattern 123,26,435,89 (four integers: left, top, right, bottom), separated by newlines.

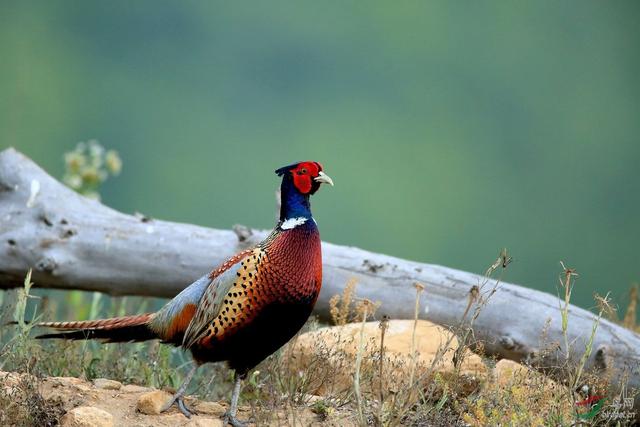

314,171,334,186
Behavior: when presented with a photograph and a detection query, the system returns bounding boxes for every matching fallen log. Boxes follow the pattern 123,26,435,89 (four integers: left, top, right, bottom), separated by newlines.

1,147,638,415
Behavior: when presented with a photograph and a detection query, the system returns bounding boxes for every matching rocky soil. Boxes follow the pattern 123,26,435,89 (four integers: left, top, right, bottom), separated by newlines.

1,320,564,426
1,370,357,427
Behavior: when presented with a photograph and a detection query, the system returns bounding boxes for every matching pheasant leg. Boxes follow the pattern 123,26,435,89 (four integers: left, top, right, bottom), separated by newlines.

222,375,247,427
161,364,199,418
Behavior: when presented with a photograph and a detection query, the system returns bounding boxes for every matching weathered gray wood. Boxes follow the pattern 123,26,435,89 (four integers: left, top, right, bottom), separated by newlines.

1,147,639,414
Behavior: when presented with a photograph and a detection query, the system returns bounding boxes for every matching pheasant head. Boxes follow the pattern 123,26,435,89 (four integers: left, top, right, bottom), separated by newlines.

275,161,333,222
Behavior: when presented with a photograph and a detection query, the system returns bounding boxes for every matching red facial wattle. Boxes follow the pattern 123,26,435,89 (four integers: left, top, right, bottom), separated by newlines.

291,161,323,194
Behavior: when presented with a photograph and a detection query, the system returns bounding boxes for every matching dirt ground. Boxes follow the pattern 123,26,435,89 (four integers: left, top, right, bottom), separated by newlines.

0,371,355,427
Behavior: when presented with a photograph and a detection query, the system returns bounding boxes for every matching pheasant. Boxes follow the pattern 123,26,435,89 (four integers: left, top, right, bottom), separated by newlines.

35,161,333,426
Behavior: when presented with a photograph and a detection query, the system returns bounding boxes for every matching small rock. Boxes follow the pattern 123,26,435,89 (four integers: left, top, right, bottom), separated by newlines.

305,394,325,404
494,359,528,386
121,384,152,393
237,405,251,416
93,378,122,390
194,400,226,416
49,376,85,387
185,418,224,427
288,320,488,395
136,390,172,415
60,406,114,427
0,375,20,396
163,414,189,425
493,359,561,392
0,371,30,389
50,376,92,392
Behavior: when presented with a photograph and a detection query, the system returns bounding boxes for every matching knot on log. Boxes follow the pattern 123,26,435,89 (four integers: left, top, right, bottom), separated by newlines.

362,259,385,273
38,211,54,227
134,212,152,223
232,224,253,242
524,349,543,366
60,228,77,239
499,335,516,351
595,344,609,370
36,257,58,274
0,180,12,193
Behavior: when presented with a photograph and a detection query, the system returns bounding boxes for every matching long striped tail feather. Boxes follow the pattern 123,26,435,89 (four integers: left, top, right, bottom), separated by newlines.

35,313,158,343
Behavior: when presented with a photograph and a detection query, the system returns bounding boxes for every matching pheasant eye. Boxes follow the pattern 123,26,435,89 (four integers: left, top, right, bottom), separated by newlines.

298,168,307,175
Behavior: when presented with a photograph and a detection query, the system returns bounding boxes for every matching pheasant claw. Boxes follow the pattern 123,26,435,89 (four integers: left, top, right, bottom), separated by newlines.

160,395,197,418
222,411,247,427
177,397,197,418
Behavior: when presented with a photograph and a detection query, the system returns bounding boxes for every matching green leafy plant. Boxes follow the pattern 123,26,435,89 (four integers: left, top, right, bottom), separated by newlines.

63,140,121,200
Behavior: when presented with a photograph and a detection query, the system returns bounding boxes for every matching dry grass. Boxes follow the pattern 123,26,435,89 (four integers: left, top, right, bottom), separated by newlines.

0,371,64,427
0,271,65,426
1,253,638,426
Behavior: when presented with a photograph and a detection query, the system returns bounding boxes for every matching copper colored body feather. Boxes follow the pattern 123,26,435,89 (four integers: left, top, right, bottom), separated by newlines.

188,222,322,374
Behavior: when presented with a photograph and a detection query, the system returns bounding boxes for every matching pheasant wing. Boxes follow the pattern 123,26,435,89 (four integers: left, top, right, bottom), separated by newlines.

149,274,213,343
182,248,266,349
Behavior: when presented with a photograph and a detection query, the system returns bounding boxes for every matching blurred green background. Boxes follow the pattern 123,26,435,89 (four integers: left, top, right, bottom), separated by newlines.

1,2,639,311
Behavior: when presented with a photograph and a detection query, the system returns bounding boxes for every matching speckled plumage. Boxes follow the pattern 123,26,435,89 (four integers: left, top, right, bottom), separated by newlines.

188,220,322,374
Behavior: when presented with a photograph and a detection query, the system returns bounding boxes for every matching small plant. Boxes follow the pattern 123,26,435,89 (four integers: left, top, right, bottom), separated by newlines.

1,270,42,373
354,299,374,426
558,261,578,366
408,283,425,390
462,363,570,426
623,284,638,331
310,398,334,420
329,278,358,326
0,271,64,426
0,371,64,427
63,139,121,200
